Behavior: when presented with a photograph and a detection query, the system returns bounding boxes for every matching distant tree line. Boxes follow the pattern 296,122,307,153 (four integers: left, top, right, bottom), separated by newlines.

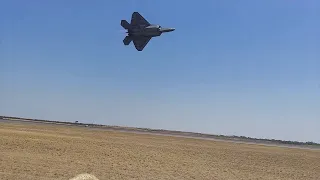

232,135,319,146
1,115,319,146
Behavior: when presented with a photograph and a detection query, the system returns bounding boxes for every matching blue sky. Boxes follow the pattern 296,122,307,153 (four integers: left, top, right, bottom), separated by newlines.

1,0,319,143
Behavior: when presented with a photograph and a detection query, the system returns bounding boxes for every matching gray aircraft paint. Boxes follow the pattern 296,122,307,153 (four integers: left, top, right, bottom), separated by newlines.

121,12,175,51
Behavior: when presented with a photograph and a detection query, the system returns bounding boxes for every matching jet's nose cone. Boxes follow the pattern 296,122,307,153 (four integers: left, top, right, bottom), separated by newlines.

161,27,175,33
167,28,175,32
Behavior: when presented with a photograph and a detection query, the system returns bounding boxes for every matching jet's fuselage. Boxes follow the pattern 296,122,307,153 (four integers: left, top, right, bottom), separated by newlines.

121,12,175,51
128,25,175,37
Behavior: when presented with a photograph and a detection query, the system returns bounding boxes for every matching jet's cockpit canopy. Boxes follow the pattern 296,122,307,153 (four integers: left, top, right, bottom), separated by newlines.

146,25,161,29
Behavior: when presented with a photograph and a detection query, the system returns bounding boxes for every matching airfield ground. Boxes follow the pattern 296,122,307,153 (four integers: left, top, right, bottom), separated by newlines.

0,121,319,180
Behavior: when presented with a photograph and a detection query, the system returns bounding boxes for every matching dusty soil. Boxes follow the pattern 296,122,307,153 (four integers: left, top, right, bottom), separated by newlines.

0,122,319,180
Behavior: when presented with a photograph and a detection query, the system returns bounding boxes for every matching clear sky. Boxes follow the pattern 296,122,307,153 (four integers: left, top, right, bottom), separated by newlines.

1,0,319,143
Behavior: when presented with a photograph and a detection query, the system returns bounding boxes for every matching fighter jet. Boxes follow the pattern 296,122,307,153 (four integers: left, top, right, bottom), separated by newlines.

121,12,175,51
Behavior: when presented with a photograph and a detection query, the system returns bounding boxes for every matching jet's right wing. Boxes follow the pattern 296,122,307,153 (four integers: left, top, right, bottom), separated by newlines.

131,12,150,27
133,36,152,51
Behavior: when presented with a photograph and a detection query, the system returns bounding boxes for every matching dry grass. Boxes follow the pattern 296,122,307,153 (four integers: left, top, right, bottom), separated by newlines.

0,122,319,180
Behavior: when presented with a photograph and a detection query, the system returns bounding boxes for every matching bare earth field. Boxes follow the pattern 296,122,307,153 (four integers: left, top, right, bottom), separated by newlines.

0,122,319,180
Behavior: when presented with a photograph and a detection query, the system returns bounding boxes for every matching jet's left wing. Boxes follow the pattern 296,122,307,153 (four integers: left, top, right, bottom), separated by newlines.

133,36,152,51
131,12,150,27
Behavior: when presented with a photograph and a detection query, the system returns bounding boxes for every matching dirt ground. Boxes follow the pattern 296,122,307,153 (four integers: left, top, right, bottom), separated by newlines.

0,122,319,180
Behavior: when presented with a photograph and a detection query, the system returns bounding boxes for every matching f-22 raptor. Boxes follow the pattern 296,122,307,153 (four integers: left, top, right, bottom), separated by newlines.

121,12,175,51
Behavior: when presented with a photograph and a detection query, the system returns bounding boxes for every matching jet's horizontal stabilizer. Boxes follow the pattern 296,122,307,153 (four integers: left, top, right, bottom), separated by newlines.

123,36,132,45
121,20,131,30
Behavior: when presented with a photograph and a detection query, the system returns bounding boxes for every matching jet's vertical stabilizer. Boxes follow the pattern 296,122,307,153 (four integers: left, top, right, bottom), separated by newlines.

121,20,131,30
123,36,132,45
